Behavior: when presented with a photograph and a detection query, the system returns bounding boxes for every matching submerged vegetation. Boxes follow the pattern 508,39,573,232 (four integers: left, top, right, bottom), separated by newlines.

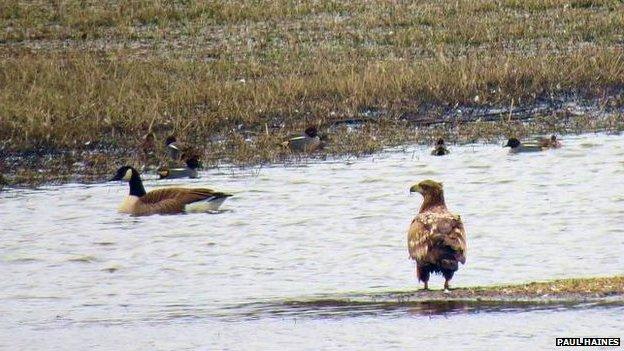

1,0,623,185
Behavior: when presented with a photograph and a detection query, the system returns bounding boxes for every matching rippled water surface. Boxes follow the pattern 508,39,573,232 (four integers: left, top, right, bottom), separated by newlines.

1,133,623,350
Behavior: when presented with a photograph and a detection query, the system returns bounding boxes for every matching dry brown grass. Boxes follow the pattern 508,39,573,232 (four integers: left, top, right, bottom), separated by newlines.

1,0,623,185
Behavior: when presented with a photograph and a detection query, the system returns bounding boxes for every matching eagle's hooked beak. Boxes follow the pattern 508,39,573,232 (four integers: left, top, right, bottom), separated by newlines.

409,184,422,194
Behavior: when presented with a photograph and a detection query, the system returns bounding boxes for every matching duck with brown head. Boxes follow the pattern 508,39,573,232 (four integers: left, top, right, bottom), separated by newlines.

407,180,467,290
109,166,231,216
535,134,562,149
139,132,157,168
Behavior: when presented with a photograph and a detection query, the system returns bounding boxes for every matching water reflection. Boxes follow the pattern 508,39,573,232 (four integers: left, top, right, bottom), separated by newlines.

221,294,624,320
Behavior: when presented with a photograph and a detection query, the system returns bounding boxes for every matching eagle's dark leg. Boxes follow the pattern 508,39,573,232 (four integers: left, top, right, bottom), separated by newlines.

443,270,455,290
417,265,430,290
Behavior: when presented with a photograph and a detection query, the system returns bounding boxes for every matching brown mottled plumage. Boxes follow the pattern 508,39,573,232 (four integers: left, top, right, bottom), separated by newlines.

139,132,157,167
408,180,467,290
110,166,231,216
535,134,562,148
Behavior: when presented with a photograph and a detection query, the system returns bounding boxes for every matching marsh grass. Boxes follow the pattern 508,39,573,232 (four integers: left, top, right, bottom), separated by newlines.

1,0,623,185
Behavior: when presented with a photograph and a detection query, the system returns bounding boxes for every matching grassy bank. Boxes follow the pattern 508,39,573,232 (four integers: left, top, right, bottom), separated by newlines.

1,1,624,185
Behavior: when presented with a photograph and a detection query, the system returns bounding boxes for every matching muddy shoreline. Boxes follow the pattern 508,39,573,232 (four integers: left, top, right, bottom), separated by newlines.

1,95,623,188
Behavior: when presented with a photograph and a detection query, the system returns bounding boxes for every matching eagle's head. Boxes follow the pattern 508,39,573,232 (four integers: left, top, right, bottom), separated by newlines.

410,179,444,196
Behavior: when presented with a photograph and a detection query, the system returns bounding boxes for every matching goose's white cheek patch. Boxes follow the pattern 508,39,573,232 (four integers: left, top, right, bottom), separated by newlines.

122,169,133,181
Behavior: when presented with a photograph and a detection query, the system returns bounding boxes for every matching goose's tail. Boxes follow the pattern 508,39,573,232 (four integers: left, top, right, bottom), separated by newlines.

185,192,233,213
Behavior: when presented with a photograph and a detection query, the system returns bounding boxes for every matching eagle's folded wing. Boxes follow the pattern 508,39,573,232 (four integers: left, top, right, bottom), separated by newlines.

407,214,433,262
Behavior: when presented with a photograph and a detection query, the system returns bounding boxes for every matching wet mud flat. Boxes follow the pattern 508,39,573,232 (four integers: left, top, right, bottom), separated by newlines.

227,276,624,320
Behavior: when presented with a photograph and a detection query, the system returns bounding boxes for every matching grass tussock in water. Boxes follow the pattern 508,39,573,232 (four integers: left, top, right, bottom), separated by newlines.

1,0,624,185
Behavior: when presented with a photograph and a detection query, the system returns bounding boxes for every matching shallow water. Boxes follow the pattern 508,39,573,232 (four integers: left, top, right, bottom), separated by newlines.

1,133,623,350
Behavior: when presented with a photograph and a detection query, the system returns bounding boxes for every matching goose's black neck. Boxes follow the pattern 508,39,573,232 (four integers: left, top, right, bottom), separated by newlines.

129,174,146,197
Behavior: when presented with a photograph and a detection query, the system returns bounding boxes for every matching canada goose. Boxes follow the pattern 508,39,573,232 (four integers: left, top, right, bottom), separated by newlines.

282,126,322,152
503,138,544,153
535,134,562,148
431,138,450,156
408,180,467,290
109,166,231,216
158,156,200,179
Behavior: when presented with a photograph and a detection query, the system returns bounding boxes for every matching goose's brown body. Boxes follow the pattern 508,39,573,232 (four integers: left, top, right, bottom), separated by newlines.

119,188,230,216
408,180,467,290
110,166,231,216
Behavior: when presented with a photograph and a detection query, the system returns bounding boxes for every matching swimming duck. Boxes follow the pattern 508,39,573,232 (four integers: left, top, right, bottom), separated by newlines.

535,134,562,149
408,180,467,290
109,166,231,216
431,138,450,156
503,138,544,153
157,155,200,179
282,126,322,152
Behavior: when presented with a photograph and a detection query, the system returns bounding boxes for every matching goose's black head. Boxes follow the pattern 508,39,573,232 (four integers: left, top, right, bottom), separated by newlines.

550,134,557,141
504,138,521,148
109,166,146,196
304,125,319,138
436,138,445,146
165,135,177,146
109,166,140,182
